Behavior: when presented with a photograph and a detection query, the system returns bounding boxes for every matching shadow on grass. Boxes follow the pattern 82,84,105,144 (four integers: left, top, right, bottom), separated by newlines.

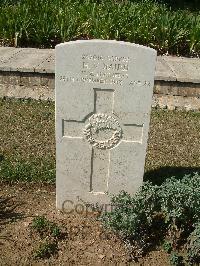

0,154,4,162
0,196,25,245
144,166,200,185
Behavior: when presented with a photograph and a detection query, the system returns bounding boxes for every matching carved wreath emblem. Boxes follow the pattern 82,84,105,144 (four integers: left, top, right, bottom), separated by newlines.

83,113,122,149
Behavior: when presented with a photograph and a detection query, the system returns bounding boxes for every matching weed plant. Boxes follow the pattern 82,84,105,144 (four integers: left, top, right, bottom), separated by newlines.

34,241,58,259
0,0,199,56
31,216,62,238
31,216,64,259
101,173,200,264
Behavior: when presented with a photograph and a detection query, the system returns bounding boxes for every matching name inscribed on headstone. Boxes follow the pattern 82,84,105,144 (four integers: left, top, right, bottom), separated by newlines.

59,53,151,87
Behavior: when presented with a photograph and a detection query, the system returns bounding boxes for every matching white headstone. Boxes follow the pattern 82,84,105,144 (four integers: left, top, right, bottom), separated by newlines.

56,40,156,210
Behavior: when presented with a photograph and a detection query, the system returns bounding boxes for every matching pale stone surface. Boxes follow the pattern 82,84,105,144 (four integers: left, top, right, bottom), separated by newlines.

0,46,200,83
154,81,200,97
152,94,200,111
0,46,199,111
55,40,156,209
35,53,54,73
163,56,200,83
155,56,176,81
0,47,22,65
0,48,53,72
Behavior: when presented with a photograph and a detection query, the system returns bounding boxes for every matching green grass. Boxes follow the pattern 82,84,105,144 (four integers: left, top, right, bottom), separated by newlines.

0,98,55,183
145,109,200,184
0,98,199,183
0,0,200,56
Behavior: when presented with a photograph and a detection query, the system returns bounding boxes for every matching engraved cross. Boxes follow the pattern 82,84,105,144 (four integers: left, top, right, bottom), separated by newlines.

63,88,143,193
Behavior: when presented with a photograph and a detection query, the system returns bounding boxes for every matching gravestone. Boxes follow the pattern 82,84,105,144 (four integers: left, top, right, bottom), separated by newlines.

56,40,156,210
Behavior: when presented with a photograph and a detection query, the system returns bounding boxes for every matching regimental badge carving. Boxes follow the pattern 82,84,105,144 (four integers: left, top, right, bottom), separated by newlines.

83,113,122,149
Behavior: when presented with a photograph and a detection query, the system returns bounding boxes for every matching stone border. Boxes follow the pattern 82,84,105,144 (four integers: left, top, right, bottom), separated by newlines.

0,71,55,100
0,47,199,110
153,81,200,111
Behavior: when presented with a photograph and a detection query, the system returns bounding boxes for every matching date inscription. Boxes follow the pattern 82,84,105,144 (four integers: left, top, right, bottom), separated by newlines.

59,53,151,87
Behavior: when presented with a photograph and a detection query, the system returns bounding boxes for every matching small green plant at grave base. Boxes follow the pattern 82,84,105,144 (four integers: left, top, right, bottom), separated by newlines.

31,216,64,259
163,240,173,254
31,216,62,239
158,173,200,240
34,240,58,259
187,222,200,265
170,252,184,266
51,225,62,238
32,216,50,235
101,173,200,263
101,182,161,254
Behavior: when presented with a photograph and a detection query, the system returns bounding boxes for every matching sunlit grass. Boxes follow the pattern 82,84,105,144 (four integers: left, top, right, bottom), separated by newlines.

0,0,199,56
0,98,199,183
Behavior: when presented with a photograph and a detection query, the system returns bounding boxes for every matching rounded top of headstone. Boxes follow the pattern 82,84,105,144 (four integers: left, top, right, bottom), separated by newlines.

56,39,157,55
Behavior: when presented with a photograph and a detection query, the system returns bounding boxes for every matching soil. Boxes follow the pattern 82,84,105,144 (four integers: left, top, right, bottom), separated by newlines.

0,182,170,266
1,100,199,265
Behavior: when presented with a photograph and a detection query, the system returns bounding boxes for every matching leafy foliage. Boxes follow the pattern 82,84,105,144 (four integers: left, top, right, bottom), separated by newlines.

159,173,200,227
31,216,62,239
169,252,184,266
102,183,163,253
31,216,64,259
101,173,200,262
187,222,200,265
0,0,199,56
163,241,173,253
34,241,58,259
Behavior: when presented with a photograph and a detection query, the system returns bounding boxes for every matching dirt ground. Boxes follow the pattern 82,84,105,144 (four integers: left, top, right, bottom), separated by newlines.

0,182,170,266
2,100,199,265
